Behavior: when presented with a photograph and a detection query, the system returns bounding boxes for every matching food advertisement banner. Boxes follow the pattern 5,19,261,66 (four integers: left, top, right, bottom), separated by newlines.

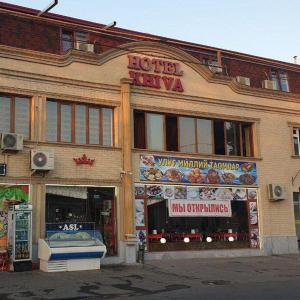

0,185,30,248
140,155,257,186
168,199,232,217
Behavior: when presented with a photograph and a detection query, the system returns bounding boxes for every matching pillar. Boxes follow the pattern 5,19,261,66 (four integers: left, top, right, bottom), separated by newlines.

120,78,137,264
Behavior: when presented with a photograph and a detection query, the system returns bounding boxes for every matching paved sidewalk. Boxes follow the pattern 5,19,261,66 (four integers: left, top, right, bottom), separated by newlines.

1,254,300,299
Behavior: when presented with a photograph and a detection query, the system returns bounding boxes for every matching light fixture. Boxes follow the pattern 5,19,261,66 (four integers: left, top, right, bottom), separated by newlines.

183,237,190,243
228,236,235,242
160,238,166,244
206,237,213,243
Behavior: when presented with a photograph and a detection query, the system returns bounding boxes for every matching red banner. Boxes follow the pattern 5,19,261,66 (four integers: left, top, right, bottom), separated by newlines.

168,199,232,217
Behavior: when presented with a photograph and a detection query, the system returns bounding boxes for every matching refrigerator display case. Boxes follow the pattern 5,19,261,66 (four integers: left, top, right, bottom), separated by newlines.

8,204,33,271
38,222,107,272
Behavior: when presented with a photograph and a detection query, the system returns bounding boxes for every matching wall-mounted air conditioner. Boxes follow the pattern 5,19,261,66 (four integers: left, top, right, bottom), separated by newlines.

262,80,277,90
1,133,23,151
74,42,94,53
268,184,287,201
31,150,54,171
209,65,223,74
236,76,251,86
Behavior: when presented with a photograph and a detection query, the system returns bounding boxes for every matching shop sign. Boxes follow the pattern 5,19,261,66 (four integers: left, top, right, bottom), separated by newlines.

46,222,94,232
168,199,232,217
128,55,184,92
140,155,257,186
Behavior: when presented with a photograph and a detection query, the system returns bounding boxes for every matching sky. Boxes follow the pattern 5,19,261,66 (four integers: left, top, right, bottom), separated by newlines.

2,0,300,63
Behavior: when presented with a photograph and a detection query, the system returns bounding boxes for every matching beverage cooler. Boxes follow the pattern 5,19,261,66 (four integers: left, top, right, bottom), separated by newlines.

8,204,33,271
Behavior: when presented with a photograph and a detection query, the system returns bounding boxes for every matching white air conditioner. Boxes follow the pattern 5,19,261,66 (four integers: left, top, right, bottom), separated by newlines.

209,65,223,73
236,76,251,86
1,133,23,151
268,184,287,201
75,42,94,52
262,80,278,90
31,150,54,171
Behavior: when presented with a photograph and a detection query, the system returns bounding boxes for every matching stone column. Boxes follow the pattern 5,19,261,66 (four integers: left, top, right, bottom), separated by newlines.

120,78,137,264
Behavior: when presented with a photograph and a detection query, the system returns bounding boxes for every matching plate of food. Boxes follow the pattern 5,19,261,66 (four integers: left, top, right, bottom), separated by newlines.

141,155,156,167
187,186,200,200
232,188,247,200
135,186,145,197
215,188,233,201
239,174,256,185
174,186,187,199
188,168,206,183
199,187,217,200
222,172,236,184
147,185,163,197
143,168,163,181
248,189,257,200
162,186,175,200
165,168,184,182
207,169,220,184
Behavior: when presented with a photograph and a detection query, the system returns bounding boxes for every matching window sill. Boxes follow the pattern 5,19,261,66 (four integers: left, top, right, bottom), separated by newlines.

132,148,262,161
25,141,121,151
291,155,300,159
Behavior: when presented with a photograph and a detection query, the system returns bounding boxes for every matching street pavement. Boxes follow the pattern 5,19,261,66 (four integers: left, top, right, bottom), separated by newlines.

1,254,300,299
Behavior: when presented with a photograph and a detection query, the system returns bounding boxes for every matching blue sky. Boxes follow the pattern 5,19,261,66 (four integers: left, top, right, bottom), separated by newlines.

2,0,299,63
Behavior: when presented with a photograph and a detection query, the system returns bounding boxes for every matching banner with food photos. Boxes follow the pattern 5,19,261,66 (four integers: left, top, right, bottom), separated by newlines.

140,155,257,186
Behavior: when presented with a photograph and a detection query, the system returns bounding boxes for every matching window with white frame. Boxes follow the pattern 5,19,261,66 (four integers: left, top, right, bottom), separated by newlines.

293,128,300,156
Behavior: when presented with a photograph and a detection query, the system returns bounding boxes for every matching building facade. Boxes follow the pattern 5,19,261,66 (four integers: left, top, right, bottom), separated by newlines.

0,2,300,268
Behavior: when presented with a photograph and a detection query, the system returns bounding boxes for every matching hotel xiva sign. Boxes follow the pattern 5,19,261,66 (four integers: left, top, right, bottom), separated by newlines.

127,55,184,92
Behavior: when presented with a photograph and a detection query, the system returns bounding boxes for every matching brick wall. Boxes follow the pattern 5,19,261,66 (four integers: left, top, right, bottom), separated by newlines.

223,57,271,89
0,13,61,54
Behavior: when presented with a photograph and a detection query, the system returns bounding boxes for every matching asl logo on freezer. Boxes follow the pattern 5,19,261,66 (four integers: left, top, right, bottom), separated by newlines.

59,224,83,231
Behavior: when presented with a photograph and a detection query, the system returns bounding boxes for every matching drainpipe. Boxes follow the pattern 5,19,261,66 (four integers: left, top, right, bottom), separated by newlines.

37,0,58,17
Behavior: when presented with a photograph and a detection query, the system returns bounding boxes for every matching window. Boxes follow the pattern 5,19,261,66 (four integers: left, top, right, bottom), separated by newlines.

46,100,113,146
61,30,89,52
62,30,73,52
271,69,289,92
0,95,30,139
134,110,254,157
197,119,213,154
146,113,164,151
293,128,300,156
179,117,196,153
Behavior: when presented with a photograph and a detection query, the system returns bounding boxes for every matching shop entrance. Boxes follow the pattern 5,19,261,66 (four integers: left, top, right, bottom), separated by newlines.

45,185,117,256
293,192,300,247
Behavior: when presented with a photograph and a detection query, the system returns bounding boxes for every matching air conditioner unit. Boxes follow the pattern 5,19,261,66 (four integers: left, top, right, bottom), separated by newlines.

268,184,287,201
262,80,278,90
1,133,23,151
31,150,54,171
209,65,223,73
74,42,94,52
236,76,251,86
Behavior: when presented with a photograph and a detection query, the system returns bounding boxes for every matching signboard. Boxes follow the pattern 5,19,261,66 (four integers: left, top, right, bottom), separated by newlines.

46,222,95,232
140,155,257,186
0,164,6,176
168,199,232,217
128,55,184,92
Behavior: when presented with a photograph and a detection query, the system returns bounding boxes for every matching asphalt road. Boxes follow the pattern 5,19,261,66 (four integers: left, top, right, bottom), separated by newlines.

1,254,300,299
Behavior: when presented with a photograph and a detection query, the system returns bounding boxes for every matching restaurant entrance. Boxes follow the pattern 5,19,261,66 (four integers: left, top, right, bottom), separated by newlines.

135,184,260,252
293,192,300,248
45,185,117,256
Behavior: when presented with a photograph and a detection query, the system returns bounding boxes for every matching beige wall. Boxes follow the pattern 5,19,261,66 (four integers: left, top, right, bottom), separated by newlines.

0,42,300,248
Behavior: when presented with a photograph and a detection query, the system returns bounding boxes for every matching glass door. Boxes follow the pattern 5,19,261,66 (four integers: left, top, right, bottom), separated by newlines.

293,192,300,248
14,211,31,261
